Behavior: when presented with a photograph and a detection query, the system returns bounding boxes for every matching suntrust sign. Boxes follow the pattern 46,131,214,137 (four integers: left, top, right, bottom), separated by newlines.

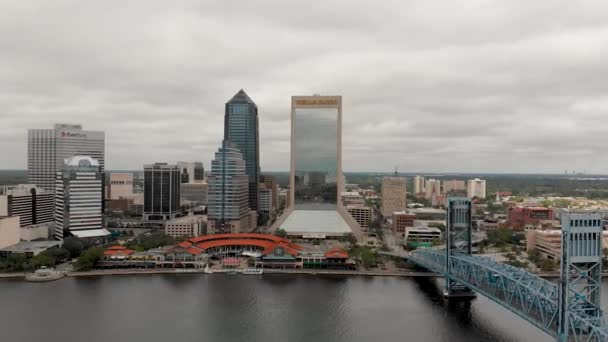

60,131,87,138
294,98,338,106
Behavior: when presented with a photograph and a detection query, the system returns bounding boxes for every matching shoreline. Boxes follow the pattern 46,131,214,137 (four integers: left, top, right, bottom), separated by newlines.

0,268,586,280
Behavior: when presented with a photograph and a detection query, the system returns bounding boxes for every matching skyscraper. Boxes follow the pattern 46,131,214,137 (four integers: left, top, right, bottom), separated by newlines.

28,124,105,192
54,156,104,240
273,95,360,239
143,163,181,221
207,141,250,233
224,90,259,211
381,176,407,217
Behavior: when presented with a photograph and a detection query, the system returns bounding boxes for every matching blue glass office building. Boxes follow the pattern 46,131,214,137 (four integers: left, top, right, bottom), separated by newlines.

224,90,260,211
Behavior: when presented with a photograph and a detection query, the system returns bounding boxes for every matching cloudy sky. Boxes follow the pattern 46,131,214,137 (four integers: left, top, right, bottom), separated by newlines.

1,1,607,173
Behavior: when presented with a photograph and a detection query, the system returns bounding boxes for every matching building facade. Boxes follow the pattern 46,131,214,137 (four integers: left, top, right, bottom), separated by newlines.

347,205,373,230
443,180,466,193
258,185,273,216
381,176,407,217
180,182,208,206
109,173,134,199
28,124,104,193
143,163,181,221
273,95,360,239
507,206,555,230
54,156,103,240
259,175,278,213
164,215,206,239
424,179,442,200
177,162,205,183
0,216,20,249
0,184,54,228
207,141,251,233
413,176,425,196
392,211,416,236
467,178,486,199
225,90,259,211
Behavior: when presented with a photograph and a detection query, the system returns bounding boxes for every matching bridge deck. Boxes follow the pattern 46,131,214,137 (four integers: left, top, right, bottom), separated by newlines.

409,249,608,341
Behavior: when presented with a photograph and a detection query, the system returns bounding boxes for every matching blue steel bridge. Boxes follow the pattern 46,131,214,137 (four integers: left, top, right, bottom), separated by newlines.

406,198,608,342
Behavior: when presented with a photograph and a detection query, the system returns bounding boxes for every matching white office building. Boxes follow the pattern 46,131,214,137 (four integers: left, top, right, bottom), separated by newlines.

28,124,105,193
54,156,106,240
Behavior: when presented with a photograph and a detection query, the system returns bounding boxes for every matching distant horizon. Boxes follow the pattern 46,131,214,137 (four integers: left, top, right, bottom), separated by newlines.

1,169,607,177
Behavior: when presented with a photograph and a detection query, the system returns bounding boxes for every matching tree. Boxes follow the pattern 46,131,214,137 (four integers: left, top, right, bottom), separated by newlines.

48,248,70,262
274,228,287,238
528,249,541,264
62,237,85,258
76,248,104,271
539,258,557,272
32,252,55,269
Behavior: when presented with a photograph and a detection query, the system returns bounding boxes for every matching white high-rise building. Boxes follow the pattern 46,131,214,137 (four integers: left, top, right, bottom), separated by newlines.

467,178,487,199
54,156,104,240
413,176,425,195
28,124,105,193
0,184,54,228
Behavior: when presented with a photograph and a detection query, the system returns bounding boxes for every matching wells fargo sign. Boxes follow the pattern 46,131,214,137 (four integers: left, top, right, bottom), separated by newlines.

295,98,338,106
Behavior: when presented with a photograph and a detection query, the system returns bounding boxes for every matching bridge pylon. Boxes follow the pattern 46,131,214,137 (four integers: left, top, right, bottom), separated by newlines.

444,197,476,299
557,213,605,342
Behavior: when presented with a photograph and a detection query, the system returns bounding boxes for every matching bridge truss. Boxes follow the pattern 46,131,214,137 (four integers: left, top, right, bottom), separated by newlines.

409,210,608,341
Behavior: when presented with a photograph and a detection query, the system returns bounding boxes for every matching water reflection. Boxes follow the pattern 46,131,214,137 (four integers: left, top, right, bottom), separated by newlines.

294,107,338,209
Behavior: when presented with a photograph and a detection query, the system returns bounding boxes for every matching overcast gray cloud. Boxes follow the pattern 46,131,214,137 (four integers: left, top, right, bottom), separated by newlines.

1,0,608,173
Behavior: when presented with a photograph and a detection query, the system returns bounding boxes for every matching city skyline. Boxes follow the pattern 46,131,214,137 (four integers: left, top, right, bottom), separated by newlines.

2,2,608,173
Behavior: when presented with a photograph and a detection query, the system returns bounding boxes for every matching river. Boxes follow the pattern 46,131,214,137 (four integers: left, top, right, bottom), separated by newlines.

0,274,568,342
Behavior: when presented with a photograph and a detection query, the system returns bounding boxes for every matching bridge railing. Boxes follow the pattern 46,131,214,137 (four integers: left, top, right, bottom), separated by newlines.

409,249,608,341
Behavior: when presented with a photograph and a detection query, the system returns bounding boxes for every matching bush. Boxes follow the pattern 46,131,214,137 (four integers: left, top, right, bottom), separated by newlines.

76,248,104,271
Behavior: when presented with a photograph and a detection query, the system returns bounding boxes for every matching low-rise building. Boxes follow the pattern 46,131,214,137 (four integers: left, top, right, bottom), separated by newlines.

526,228,608,260
392,211,416,236
479,218,499,231
507,206,555,230
0,240,62,258
410,208,446,220
0,216,20,249
164,215,206,239
347,205,373,230
405,227,442,248
342,191,364,206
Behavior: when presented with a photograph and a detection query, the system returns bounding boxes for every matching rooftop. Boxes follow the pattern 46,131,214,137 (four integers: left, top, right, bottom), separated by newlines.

1,241,62,253
281,210,352,235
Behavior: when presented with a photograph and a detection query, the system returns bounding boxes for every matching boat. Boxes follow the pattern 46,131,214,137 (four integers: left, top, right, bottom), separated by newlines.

240,268,263,275
203,264,213,274
25,267,64,282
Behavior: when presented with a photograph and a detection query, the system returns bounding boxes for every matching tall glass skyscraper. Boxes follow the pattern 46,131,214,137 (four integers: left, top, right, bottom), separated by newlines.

273,95,361,239
207,141,250,233
224,90,259,211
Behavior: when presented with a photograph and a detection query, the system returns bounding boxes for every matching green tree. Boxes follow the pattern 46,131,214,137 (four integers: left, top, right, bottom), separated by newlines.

274,228,287,238
539,258,557,272
62,237,85,258
528,249,541,264
31,251,55,269
48,248,70,262
76,248,104,271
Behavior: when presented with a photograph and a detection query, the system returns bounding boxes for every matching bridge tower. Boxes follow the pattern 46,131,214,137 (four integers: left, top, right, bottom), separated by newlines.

558,213,604,341
444,197,475,298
